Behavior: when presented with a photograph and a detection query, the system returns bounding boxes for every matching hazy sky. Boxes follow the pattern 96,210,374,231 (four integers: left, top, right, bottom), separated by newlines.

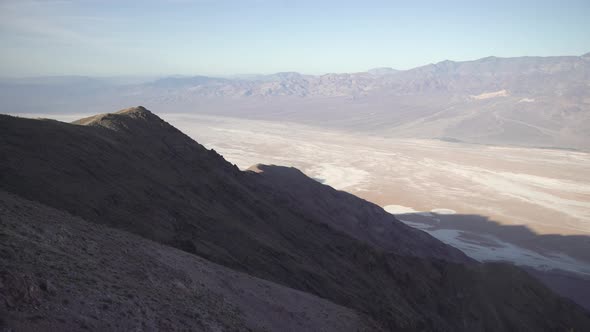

1,0,589,77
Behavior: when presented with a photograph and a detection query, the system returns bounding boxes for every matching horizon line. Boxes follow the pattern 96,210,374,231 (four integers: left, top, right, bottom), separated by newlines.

2,51,589,80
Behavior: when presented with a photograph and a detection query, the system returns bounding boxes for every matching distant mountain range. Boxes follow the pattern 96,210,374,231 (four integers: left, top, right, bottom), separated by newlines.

2,52,590,149
2,106,590,331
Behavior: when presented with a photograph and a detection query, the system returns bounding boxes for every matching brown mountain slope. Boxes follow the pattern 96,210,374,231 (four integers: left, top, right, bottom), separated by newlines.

0,190,380,331
1,107,590,331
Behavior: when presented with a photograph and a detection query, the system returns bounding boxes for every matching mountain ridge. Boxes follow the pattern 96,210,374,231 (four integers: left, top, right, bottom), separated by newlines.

4,52,589,149
2,107,590,331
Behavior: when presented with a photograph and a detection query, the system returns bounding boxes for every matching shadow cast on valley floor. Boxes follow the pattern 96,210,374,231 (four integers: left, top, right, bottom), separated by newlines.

397,212,590,311
398,212,590,262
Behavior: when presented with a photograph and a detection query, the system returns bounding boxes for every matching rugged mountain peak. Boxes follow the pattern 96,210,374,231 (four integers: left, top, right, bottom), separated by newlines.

117,105,150,115
72,106,185,140
110,106,165,126
74,106,156,126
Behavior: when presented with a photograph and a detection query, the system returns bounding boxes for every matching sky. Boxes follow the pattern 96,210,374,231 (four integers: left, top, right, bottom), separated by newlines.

0,0,589,77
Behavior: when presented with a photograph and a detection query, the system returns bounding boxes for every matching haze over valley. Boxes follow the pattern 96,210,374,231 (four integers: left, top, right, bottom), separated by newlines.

4,53,590,150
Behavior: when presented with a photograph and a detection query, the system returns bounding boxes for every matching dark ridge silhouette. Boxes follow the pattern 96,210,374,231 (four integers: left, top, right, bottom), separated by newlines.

2,107,590,331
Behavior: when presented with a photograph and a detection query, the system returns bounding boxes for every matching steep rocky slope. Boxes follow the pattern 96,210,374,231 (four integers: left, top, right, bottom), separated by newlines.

0,190,380,331
1,107,590,331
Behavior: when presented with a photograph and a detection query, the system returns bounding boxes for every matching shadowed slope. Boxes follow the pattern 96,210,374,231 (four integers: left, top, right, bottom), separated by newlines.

0,190,381,331
1,107,590,331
